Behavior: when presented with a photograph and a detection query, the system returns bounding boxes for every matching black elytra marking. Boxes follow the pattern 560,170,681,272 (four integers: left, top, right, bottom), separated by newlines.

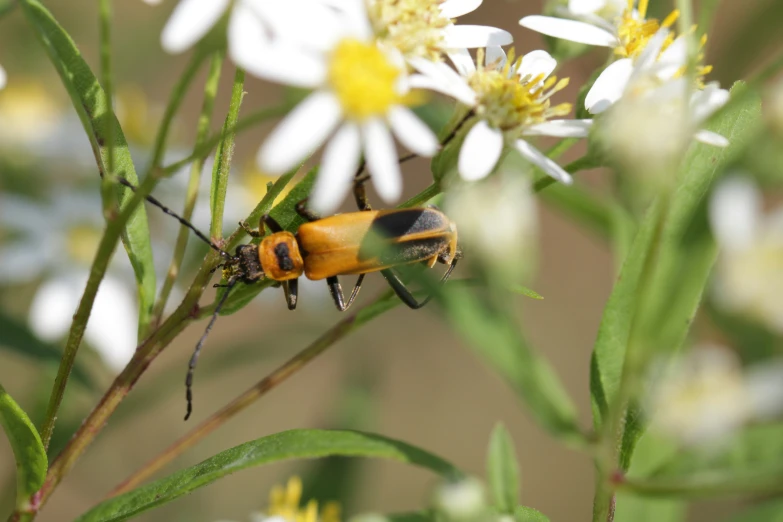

274,242,295,271
370,208,447,238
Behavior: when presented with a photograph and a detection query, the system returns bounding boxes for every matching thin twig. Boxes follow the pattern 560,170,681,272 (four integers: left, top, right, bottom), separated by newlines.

107,291,399,497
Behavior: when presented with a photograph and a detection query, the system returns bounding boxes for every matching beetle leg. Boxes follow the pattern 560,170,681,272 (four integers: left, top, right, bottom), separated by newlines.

326,274,365,311
381,259,459,309
282,279,298,310
262,214,284,233
353,177,372,211
239,221,263,238
295,199,321,222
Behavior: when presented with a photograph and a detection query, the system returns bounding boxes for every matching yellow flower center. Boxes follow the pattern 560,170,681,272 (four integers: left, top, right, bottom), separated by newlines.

266,477,341,522
369,0,449,61
614,0,679,59
467,49,572,132
66,225,102,264
328,39,403,120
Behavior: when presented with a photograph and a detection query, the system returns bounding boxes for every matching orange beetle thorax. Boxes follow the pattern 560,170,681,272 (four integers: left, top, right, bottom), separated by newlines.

259,231,305,281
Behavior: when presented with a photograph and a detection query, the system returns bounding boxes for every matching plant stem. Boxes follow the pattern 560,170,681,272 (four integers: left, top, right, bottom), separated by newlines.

162,104,291,176
37,174,158,452
150,51,207,170
400,183,440,208
107,291,400,497
618,473,783,497
210,67,245,238
97,0,114,217
152,52,224,326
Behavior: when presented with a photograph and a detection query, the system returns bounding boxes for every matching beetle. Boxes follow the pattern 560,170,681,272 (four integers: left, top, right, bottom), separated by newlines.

117,177,461,419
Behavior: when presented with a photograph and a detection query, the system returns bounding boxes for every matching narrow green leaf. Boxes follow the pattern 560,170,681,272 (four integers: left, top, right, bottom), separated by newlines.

441,286,583,444
0,383,48,509
722,499,783,522
210,67,245,237
618,82,762,463
486,423,520,513
514,506,550,522
19,0,156,332
509,285,544,300
0,311,93,390
76,429,462,522
268,167,318,231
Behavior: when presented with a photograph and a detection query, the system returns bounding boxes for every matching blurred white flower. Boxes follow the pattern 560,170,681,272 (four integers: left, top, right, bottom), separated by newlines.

0,191,139,371
0,64,6,90
414,47,591,182
368,0,512,63
445,175,537,282
709,176,783,333
432,477,486,520
520,0,680,60
160,0,345,62
251,0,439,214
646,345,783,445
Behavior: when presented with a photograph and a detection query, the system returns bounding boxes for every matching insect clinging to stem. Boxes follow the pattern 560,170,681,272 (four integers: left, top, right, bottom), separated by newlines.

117,175,461,420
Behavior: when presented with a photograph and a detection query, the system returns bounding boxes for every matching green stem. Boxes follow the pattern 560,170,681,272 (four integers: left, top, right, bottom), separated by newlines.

618,473,783,498
105,291,399,498
210,67,245,238
97,0,114,217
150,51,207,170
152,52,224,326
162,104,291,176
400,183,440,208
38,174,158,451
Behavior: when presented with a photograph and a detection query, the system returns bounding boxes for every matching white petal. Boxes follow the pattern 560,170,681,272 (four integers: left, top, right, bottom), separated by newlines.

442,25,513,49
232,41,326,88
447,48,476,76
585,58,633,113
514,139,573,184
310,123,361,214
709,176,760,251
338,0,374,40
407,58,476,105
568,0,608,15
388,106,439,157
227,2,271,65
524,119,592,138
363,119,402,203
694,129,729,147
0,64,6,90
161,0,230,53
440,0,482,18
654,33,686,80
691,83,730,125
86,276,138,372
0,242,49,283
258,91,342,173
517,50,557,81
485,46,507,69
250,0,345,51
519,15,617,47
459,120,504,181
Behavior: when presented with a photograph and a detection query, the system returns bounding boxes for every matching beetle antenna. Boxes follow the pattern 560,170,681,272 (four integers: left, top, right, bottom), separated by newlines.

115,176,232,259
184,276,239,421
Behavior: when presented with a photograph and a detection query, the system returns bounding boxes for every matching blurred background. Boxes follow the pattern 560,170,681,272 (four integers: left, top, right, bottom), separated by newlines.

0,0,780,520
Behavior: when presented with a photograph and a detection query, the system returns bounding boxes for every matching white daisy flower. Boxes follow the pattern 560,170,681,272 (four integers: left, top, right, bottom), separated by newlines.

251,0,440,213
159,0,345,60
0,191,139,372
709,176,783,333
411,47,592,183
520,0,680,61
367,0,512,62
646,345,783,446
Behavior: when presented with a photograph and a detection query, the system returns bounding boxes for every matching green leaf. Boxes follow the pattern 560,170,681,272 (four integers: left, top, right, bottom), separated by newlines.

76,429,461,522
618,82,762,463
0,311,94,390
722,499,783,522
19,0,156,333
486,423,520,513
269,167,318,231
509,285,544,300
440,285,583,444
0,383,48,509
514,505,550,522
